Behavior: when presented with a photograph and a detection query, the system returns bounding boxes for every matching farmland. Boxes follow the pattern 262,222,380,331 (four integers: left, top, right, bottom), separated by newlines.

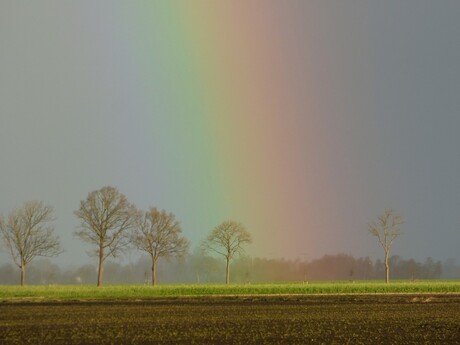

1,283,459,344
1,294,459,344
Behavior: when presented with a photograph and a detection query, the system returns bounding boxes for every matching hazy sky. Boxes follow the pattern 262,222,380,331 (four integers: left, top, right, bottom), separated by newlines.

1,1,459,267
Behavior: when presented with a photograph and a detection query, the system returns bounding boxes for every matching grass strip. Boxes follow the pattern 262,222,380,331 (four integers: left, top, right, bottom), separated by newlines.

1,281,460,301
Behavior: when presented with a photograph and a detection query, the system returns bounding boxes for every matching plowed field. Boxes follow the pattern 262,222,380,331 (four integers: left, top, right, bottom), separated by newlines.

1,294,459,344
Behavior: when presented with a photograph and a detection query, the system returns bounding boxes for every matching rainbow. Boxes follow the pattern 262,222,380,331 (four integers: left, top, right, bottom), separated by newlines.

103,2,350,259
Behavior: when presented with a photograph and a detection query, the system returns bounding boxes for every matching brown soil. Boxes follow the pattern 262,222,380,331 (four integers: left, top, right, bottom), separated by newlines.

1,294,459,344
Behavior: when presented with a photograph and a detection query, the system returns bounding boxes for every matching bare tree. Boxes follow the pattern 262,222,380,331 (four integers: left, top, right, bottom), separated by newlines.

0,201,62,286
203,221,252,285
132,208,189,286
74,186,136,287
368,208,404,284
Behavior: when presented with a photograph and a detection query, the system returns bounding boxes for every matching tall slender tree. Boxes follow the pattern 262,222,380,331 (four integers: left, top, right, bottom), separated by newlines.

75,186,136,287
368,208,404,284
0,201,62,286
203,221,252,285
132,208,189,286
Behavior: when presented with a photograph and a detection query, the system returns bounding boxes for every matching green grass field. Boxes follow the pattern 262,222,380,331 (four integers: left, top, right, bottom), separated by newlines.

1,281,459,301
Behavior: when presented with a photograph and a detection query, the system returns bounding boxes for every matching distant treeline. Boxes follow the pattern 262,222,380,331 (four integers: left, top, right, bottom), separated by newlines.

0,253,457,285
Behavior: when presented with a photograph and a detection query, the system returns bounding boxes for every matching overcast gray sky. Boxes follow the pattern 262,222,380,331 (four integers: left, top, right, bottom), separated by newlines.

1,1,459,268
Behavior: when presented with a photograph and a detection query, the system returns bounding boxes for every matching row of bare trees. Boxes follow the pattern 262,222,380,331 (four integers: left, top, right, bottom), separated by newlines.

0,185,407,286
74,186,252,286
0,186,252,287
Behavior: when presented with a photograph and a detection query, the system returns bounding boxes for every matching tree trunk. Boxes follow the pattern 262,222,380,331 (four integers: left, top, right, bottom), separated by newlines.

385,250,390,284
152,257,157,287
225,257,230,285
21,264,26,286
97,245,104,287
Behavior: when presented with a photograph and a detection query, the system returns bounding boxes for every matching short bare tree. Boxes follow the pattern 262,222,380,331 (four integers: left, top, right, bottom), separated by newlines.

203,220,252,285
0,201,62,286
368,208,404,284
74,186,136,287
132,208,189,286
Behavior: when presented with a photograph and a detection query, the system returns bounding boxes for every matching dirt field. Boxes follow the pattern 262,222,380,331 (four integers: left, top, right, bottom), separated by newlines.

1,294,459,344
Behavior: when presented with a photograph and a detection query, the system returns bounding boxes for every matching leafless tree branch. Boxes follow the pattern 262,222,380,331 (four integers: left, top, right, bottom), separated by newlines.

0,201,63,286
131,207,189,286
368,208,404,284
202,221,252,284
74,186,136,287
